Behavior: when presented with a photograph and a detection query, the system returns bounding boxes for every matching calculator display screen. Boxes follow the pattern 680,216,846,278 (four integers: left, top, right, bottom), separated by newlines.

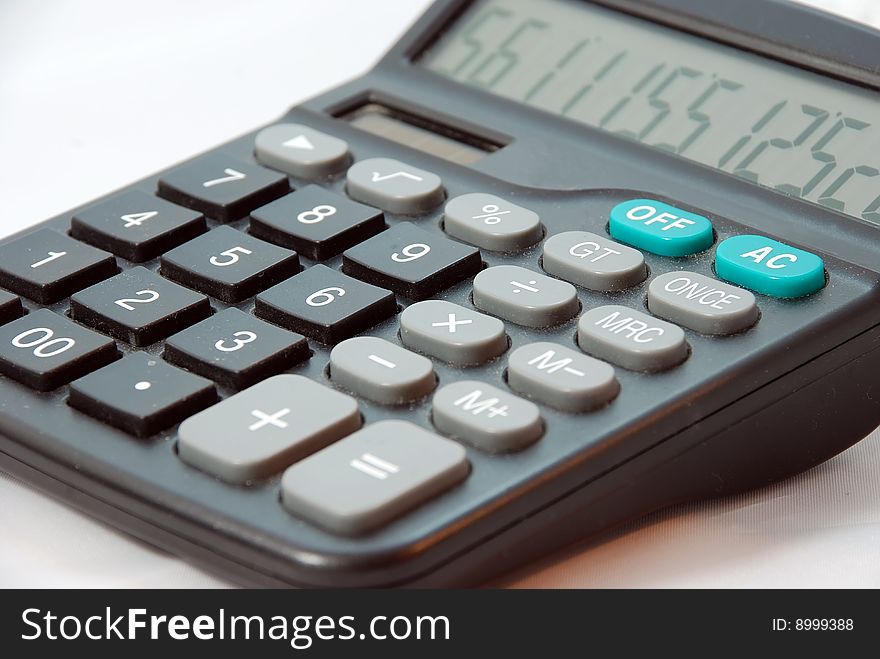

420,0,880,226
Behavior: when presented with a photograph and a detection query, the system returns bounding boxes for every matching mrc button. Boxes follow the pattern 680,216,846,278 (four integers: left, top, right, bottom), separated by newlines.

648,271,758,335
609,199,714,257
715,235,825,298
577,305,688,372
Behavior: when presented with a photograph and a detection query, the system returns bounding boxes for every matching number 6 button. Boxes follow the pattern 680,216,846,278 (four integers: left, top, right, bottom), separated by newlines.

70,266,211,346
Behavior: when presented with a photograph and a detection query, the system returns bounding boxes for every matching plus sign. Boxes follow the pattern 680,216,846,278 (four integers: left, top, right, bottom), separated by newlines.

432,313,473,333
487,405,509,418
248,408,291,431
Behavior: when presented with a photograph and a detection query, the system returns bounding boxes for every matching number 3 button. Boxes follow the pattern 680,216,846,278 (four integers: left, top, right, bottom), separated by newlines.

70,266,211,346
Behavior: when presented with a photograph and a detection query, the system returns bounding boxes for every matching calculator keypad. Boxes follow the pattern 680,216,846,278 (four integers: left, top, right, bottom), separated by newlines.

0,229,117,304
578,305,689,372
648,271,758,335
69,352,217,437
281,420,469,535
346,157,445,214
157,153,289,222
400,300,508,366
70,266,211,346
255,264,396,344
542,231,646,292
178,374,361,484
254,123,351,179
70,190,207,262
444,193,542,252
342,223,481,300
473,265,579,327
0,309,118,391
432,380,543,453
250,185,385,260
0,290,23,326
160,226,300,303
164,308,310,389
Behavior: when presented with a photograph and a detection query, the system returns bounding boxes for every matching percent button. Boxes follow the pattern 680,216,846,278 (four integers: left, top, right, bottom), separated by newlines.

444,193,542,252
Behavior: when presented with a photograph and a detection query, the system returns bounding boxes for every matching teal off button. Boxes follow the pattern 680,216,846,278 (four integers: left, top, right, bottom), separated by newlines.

609,199,714,257
715,235,825,298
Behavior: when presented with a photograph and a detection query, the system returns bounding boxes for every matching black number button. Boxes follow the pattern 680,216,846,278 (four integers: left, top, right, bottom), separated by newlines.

71,189,206,262
160,226,300,303
0,309,118,391
255,265,396,344
70,266,211,346
0,229,117,304
157,153,289,222
164,308,310,389
342,223,481,300
250,185,385,260
69,352,216,437
0,290,23,326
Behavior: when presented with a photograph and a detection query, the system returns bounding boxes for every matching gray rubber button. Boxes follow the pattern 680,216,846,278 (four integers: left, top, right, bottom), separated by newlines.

444,193,542,251
542,231,646,291
281,420,469,535
432,380,542,453
648,271,759,335
400,300,507,365
473,265,579,327
330,336,436,404
178,374,361,484
254,123,350,179
507,341,619,412
578,305,688,372
346,157,444,214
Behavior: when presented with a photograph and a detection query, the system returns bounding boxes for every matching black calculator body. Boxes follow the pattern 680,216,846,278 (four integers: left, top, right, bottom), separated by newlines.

1,0,879,587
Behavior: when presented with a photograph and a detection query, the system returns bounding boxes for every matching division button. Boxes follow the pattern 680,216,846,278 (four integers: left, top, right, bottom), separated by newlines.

400,300,507,366
254,123,351,179
346,157,444,215
648,271,758,335
432,380,542,453
542,231,646,291
177,374,361,483
472,265,579,327
330,336,435,404
443,193,542,252
280,420,469,535
609,198,714,257
507,341,619,412
68,352,216,437
714,235,825,298
577,305,688,372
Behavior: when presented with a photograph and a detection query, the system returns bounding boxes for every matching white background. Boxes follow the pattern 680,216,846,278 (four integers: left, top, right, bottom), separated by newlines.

0,0,879,588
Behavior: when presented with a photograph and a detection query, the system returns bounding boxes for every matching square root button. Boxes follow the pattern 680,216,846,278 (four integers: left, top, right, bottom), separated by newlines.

281,420,469,535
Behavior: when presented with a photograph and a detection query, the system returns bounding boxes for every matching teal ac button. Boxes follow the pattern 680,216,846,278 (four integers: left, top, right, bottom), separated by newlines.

609,199,714,257
715,235,825,298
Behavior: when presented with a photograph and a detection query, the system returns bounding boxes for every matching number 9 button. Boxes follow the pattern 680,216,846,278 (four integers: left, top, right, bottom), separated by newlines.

164,308,309,389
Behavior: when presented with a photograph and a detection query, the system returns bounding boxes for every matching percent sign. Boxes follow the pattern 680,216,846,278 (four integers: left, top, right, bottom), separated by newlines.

472,204,510,225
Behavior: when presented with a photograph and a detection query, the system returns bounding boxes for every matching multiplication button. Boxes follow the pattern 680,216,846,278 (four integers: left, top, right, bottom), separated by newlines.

648,271,758,335
473,265,579,327
281,420,469,535
432,380,543,452
444,193,542,251
400,300,507,366
542,231,646,291
578,305,688,372
346,158,444,214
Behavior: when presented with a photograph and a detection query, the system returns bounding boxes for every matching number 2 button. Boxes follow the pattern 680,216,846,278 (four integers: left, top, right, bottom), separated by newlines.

70,266,211,346
160,226,300,302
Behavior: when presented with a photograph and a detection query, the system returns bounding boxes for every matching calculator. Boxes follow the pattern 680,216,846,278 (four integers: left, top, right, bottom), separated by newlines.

1,0,879,588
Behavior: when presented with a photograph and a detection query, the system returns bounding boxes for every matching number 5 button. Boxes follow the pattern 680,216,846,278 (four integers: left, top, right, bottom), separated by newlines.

70,266,211,346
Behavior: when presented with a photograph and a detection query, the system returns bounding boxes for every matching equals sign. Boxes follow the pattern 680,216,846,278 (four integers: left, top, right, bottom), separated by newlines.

350,453,400,480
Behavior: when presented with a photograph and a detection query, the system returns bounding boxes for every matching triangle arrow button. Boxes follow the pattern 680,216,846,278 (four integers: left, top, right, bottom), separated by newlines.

282,134,315,150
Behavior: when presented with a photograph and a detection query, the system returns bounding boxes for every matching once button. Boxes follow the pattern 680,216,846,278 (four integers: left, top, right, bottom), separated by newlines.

346,158,444,214
444,193,542,251
473,265,579,327
432,380,543,453
577,305,688,372
609,199,714,257
648,271,758,335
507,341,619,413
715,235,825,298
542,231,646,291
